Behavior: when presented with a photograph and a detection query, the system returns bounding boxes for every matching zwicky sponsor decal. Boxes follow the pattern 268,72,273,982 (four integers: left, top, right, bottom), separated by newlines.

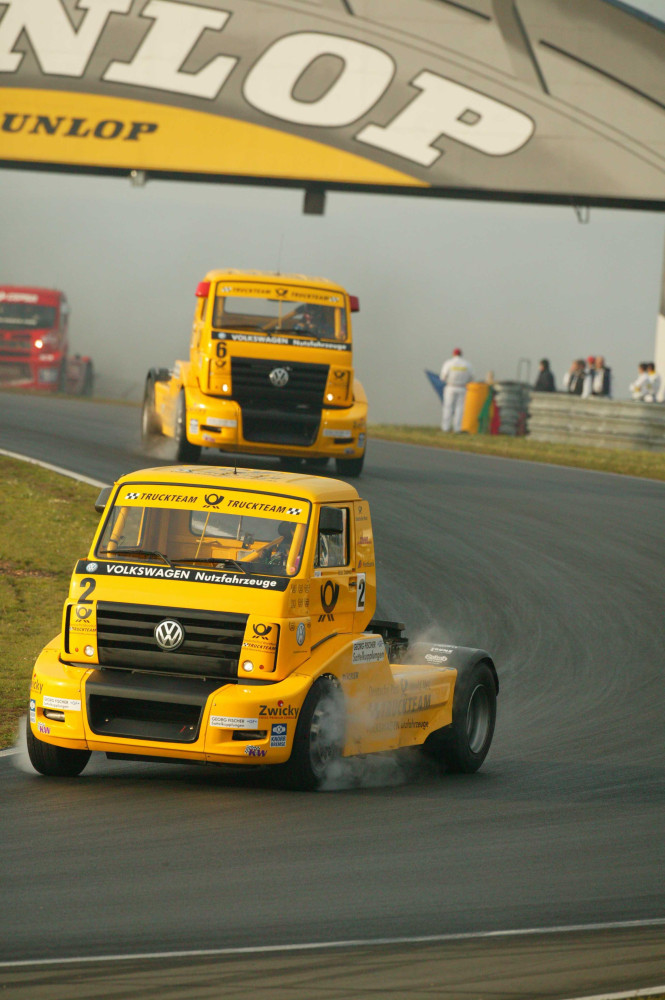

259,700,298,718
0,1,535,181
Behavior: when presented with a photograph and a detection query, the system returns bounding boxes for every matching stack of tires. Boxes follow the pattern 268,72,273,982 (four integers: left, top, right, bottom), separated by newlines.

493,381,530,435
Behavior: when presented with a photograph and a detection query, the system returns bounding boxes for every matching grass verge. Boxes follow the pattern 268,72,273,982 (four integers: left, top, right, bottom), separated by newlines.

369,425,665,481
0,456,98,749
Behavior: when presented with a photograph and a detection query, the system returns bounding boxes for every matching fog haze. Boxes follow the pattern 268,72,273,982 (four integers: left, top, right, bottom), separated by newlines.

1,167,663,424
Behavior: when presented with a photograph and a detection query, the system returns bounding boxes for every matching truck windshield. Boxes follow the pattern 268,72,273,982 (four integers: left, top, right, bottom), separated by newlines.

0,303,57,330
212,294,347,342
96,505,307,578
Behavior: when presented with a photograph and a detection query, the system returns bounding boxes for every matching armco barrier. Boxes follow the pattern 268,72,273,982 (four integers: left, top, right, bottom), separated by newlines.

528,393,665,450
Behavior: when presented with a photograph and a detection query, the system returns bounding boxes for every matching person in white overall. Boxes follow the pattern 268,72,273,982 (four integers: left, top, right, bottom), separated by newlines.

440,348,474,432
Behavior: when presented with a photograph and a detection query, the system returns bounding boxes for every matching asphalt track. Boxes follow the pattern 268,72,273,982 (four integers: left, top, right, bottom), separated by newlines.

1,392,664,999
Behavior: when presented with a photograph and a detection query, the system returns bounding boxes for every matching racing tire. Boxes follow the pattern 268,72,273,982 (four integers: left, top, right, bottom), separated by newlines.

141,378,162,446
424,660,496,774
335,452,365,478
174,390,202,463
26,724,91,777
280,677,345,791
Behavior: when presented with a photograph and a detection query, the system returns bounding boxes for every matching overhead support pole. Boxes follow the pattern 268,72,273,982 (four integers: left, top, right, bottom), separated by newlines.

303,188,326,215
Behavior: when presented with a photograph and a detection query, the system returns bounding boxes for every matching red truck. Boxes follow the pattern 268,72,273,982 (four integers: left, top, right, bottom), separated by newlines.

0,286,93,395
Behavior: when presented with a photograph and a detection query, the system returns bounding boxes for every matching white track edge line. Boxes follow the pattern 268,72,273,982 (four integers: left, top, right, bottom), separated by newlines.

0,448,106,487
562,988,665,1000
2,917,665,969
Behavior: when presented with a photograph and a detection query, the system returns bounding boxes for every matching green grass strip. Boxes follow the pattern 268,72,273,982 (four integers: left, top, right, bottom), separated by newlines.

369,425,665,481
0,456,98,749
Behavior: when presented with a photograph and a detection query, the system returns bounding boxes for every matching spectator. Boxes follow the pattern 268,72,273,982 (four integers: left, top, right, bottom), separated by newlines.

630,362,651,400
581,356,596,398
533,359,555,392
440,348,474,433
646,362,661,403
591,356,612,398
563,359,586,396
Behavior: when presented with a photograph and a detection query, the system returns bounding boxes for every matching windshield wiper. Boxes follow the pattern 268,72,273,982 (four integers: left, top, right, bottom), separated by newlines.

173,556,247,574
106,547,174,567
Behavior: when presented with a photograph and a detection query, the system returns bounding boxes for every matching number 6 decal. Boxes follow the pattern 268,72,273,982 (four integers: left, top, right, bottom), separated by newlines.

356,573,366,611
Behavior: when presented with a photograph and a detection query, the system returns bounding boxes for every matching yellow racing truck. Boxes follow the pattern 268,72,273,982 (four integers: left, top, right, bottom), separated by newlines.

26,465,498,790
141,271,367,477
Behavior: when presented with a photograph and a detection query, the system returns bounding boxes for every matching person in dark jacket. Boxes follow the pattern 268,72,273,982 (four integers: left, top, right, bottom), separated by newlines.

563,359,586,395
591,355,612,397
534,358,555,392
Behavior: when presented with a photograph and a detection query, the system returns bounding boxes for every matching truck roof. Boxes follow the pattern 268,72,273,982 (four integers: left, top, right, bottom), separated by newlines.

202,270,349,294
115,466,361,503
0,286,64,305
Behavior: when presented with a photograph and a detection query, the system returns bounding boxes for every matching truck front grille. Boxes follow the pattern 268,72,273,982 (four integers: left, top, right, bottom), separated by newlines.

0,362,32,381
96,602,248,679
231,357,328,446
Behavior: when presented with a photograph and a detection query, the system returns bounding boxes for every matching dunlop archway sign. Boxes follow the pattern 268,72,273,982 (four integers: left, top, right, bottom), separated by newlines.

1,0,664,207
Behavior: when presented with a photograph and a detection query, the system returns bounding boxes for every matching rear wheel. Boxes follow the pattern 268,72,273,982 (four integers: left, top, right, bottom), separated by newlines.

281,677,345,790
175,390,201,463
335,452,365,478
26,724,90,777
424,661,496,773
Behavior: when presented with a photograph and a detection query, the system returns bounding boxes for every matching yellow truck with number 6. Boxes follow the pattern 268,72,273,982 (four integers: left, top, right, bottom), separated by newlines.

27,466,498,790
142,270,367,477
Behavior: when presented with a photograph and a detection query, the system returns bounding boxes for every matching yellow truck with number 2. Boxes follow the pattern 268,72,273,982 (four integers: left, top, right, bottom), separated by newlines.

27,466,498,790
141,270,367,477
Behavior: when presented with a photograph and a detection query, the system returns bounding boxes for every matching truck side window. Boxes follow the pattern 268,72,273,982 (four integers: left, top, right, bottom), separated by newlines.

315,507,348,568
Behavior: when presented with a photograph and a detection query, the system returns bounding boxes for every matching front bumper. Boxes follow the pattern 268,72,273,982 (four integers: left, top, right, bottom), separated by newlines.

184,387,367,459
29,643,313,765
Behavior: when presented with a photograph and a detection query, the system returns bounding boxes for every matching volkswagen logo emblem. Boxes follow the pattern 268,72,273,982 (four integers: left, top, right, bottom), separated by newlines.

269,367,289,388
154,619,185,651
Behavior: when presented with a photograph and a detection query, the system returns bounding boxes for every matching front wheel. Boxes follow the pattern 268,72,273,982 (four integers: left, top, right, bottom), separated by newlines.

424,661,496,773
26,725,91,777
281,677,345,791
141,378,162,447
335,452,365,478
175,390,201,463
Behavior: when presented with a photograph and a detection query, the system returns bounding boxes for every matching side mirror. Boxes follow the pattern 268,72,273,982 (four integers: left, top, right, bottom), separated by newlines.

95,486,112,513
319,507,344,535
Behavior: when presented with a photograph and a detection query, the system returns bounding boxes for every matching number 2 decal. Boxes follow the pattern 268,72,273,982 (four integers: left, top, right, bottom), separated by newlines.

79,577,96,603
356,573,366,611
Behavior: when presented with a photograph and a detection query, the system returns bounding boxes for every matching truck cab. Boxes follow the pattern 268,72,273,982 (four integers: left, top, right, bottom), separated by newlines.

27,467,497,790
142,271,367,476
0,286,93,394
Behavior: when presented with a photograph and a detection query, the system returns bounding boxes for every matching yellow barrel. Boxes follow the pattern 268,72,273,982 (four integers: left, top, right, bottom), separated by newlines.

461,382,490,434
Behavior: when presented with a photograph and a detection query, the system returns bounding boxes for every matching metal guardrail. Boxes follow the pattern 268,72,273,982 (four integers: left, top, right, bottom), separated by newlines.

528,393,665,451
